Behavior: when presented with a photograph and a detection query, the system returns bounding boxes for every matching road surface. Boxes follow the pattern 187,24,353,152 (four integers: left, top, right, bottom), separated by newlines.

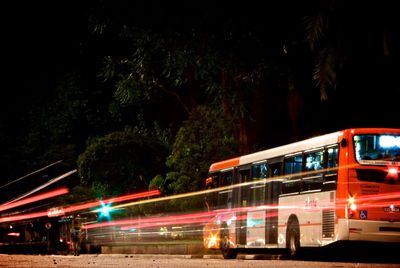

0,254,399,268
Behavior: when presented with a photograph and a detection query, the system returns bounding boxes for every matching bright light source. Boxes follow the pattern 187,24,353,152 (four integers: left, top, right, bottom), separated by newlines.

8,232,20,237
348,196,357,211
379,135,400,148
388,167,398,175
207,233,219,248
99,202,112,220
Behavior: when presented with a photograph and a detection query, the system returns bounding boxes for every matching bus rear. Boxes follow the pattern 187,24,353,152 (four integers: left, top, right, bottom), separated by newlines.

338,128,400,243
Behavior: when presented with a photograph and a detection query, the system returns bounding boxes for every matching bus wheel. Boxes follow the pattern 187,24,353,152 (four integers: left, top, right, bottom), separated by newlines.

286,224,300,258
220,225,237,259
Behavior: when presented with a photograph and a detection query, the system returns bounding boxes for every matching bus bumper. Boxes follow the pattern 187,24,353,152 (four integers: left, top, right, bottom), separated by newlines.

347,219,400,242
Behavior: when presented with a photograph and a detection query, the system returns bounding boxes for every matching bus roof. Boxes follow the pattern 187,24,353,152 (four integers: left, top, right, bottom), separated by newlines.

239,131,343,166
209,128,400,173
209,131,343,172
209,157,240,172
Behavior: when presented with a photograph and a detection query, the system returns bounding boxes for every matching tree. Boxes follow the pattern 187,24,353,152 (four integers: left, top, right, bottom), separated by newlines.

303,0,400,130
165,106,238,191
77,128,168,196
92,1,300,153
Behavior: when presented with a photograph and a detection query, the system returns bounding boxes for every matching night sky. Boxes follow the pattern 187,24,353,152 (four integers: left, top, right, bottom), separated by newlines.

2,1,399,111
2,2,85,101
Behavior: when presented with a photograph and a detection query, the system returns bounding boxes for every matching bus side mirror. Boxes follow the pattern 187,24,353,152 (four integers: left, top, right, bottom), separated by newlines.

340,138,347,148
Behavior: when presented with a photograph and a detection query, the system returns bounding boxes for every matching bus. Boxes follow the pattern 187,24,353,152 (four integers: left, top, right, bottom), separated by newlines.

203,128,400,259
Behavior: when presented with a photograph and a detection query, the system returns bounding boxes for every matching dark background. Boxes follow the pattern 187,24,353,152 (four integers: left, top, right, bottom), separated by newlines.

0,0,399,202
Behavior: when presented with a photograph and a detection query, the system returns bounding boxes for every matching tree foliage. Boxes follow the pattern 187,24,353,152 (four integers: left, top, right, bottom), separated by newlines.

77,128,168,197
166,106,238,189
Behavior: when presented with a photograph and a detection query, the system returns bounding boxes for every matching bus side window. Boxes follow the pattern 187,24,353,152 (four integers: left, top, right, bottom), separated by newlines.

205,173,219,209
305,150,324,171
323,145,339,191
282,155,302,195
218,171,234,209
327,146,339,169
284,154,303,175
238,168,251,207
250,162,267,206
252,162,268,180
303,149,324,192
268,161,282,178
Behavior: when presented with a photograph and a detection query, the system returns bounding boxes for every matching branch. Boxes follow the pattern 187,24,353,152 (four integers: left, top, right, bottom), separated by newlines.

153,80,191,114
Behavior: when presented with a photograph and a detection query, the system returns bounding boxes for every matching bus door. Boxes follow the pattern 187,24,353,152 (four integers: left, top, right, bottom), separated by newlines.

236,167,250,246
265,159,282,245
245,162,268,246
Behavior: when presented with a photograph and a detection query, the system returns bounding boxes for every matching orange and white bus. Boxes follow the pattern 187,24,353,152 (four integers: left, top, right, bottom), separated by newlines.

203,128,400,259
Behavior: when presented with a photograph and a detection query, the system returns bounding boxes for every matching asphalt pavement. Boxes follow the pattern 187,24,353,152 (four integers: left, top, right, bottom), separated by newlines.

1,253,400,268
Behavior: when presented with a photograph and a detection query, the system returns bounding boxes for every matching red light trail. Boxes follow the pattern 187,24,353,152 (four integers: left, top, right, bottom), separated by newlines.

0,189,161,223
0,187,69,212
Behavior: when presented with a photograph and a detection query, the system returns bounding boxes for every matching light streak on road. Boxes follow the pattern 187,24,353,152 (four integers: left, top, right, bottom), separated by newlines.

83,189,400,232
2,169,77,205
83,210,217,230
64,189,161,214
104,166,352,212
0,211,49,223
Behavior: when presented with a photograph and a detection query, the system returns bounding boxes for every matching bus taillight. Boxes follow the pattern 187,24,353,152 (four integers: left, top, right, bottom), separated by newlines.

387,167,399,180
347,195,357,218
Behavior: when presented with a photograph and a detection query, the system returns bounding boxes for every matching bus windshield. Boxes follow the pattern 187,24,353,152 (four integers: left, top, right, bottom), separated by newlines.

354,134,400,162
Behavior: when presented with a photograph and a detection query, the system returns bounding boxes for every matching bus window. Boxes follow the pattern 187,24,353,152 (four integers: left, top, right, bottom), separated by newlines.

238,168,251,207
303,149,324,192
205,173,219,209
354,134,400,161
282,155,302,195
218,170,234,209
327,146,339,169
323,145,339,191
250,163,267,206
284,154,303,175
304,150,324,171
268,161,282,178
252,162,267,180
220,171,233,186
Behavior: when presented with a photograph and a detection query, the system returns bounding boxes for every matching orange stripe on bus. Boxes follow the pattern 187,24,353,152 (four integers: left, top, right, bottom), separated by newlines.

209,157,241,172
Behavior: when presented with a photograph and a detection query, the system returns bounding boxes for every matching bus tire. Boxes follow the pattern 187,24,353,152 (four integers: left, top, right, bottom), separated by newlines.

286,219,300,258
220,224,237,259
